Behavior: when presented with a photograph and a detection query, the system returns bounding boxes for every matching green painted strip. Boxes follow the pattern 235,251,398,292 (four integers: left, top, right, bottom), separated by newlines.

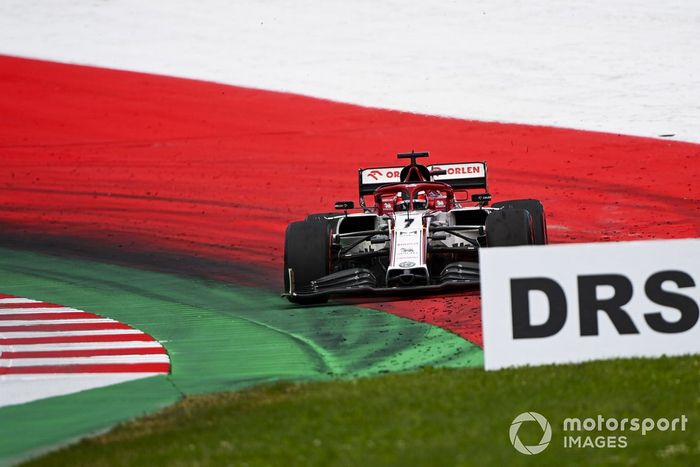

0,248,482,464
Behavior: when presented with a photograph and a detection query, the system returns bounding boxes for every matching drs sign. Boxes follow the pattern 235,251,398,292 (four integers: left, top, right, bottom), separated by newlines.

480,239,700,370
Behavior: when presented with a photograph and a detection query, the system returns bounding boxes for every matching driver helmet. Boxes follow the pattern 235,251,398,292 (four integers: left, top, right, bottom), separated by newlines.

413,191,428,209
394,192,406,211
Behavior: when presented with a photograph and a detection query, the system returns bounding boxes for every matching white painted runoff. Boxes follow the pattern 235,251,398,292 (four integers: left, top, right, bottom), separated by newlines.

0,1,698,141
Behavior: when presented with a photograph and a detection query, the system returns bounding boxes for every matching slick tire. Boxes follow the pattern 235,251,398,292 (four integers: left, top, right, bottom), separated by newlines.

485,208,535,247
283,219,331,305
492,199,548,245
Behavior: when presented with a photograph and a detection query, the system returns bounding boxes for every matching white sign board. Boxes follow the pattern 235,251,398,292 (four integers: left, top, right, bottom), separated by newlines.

480,238,700,370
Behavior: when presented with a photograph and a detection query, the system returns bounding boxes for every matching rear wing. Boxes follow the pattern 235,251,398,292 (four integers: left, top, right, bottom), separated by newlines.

358,162,488,196
359,166,406,196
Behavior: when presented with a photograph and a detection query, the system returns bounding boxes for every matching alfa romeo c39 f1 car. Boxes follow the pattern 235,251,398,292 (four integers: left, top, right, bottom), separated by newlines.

283,151,547,304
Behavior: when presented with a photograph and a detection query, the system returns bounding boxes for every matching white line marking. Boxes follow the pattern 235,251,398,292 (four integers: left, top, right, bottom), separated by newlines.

0,354,170,366
0,319,118,326
0,298,40,304
0,329,144,338
0,341,163,352
0,307,82,314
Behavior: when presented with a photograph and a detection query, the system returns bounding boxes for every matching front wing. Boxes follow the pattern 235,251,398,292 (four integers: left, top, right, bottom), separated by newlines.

282,280,480,301
283,265,480,300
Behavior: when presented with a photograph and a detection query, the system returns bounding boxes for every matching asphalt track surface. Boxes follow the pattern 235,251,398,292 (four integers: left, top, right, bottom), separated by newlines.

1,55,699,462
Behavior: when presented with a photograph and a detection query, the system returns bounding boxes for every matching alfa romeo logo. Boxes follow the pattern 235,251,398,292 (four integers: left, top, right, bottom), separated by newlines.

367,170,383,180
509,412,552,455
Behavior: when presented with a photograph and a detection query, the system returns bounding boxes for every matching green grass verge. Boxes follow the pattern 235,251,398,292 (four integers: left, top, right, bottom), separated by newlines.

0,247,481,464
25,355,700,466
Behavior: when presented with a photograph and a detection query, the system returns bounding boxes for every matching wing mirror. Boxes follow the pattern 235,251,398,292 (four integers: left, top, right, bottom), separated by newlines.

471,193,492,203
335,201,354,210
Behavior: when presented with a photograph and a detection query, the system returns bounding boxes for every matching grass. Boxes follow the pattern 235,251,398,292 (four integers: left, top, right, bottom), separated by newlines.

25,355,700,466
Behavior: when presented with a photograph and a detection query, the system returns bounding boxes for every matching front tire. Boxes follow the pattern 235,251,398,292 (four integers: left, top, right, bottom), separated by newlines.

283,220,331,304
485,208,534,246
492,199,547,244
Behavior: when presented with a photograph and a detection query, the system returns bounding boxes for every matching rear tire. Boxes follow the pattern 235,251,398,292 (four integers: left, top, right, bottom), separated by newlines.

485,208,534,246
492,199,547,244
283,220,331,304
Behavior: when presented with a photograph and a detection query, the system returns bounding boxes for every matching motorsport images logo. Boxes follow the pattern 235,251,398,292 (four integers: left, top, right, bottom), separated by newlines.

509,411,688,454
509,412,552,455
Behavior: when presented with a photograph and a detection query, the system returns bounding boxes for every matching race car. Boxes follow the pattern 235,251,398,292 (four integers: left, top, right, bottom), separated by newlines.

283,151,547,304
